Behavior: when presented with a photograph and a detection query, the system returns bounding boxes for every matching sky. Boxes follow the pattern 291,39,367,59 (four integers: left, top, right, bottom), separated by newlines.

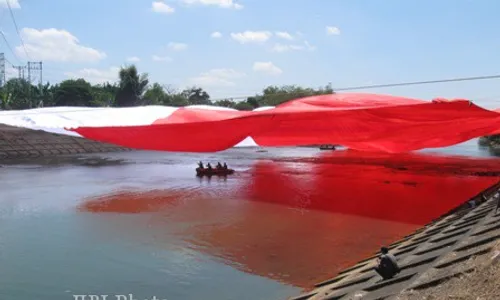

0,0,500,108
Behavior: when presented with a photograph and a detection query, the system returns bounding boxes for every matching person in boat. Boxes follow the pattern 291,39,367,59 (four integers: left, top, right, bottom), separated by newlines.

216,162,223,169
198,161,204,169
223,162,228,170
374,247,400,280
207,163,212,170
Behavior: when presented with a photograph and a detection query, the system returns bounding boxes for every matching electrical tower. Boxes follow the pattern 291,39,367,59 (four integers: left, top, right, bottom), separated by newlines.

13,65,25,79
27,61,43,86
0,53,5,87
7,62,43,85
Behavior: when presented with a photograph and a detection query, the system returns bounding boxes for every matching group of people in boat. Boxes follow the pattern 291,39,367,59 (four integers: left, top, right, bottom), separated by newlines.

197,161,228,170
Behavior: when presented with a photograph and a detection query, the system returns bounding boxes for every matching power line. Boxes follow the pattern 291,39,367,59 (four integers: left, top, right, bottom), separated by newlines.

6,0,30,60
333,74,500,91
4,58,14,67
0,30,21,64
207,74,500,101
1,70,499,114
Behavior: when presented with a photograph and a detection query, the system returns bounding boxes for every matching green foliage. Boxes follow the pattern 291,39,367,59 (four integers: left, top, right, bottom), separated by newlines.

0,65,335,111
478,134,500,156
3,78,32,109
255,83,334,106
54,79,93,106
115,65,149,107
478,135,500,146
234,101,254,110
143,83,166,105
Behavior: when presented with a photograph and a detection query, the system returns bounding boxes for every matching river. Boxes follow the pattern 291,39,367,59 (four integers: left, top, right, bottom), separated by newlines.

0,140,498,300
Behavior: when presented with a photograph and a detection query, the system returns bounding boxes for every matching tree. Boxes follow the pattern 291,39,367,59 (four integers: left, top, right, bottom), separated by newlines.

32,83,56,107
53,79,93,106
91,83,116,107
213,99,236,108
245,96,260,108
0,87,11,109
182,87,211,105
255,84,334,107
143,83,167,105
168,94,190,107
478,134,500,156
2,78,32,109
115,65,149,107
234,101,254,110
0,65,338,115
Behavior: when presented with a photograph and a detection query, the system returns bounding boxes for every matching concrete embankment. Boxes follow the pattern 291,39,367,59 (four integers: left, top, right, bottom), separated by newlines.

0,124,129,160
290,184,500,300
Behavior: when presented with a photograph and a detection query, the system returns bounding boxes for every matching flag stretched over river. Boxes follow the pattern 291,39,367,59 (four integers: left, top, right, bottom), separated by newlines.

1,93,500,153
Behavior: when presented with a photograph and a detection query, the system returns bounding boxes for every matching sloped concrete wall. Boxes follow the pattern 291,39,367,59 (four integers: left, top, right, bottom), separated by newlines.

0,124,129,159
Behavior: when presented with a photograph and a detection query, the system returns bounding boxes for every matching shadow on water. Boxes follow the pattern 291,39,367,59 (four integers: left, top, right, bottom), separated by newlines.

78,149,500,288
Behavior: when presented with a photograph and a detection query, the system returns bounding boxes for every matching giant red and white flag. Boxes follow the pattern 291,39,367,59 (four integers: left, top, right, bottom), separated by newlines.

1,93,500,153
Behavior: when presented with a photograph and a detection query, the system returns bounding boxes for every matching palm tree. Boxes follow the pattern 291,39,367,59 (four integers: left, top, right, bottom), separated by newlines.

32,82,55,107
115,65,149,107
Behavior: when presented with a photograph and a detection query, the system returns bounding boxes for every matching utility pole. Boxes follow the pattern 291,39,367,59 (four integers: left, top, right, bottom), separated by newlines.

27,61,42,86
0,53,5,87
27,61,31,84
5,61,44,107
27,61,43,107
13,65,25,79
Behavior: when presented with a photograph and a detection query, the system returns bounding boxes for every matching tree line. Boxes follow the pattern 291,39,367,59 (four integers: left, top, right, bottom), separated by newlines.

478,134,500,155
0,65,334,110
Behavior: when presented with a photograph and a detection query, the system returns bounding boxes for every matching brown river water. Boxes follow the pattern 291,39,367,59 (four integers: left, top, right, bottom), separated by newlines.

0,142,498,300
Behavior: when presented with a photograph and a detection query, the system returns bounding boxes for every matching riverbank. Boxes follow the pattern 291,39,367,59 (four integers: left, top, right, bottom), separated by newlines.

290,183,500,300
397,241,499,300
0,124,129,160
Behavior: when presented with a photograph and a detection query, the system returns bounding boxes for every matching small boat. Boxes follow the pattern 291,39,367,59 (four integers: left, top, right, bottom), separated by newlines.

196,167,235,177
319,144,336,150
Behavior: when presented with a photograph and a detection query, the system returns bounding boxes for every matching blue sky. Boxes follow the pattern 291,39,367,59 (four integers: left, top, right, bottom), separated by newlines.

1,0,500,108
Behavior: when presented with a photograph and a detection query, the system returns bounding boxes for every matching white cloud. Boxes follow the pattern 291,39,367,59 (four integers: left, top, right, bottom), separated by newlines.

64,67,120,85
126,56,141,62
275,31,294,40
0,0,20,9
152,55,173,62
230,31,272,44
270,41,316,52
152,1,175,14
167,42,188,51
271,44,301,52
180,0,243,9
304,41,317,51
211,31,222,38
326,26,340,35
190,68,245,87
252,62,282,76
16,28,106,62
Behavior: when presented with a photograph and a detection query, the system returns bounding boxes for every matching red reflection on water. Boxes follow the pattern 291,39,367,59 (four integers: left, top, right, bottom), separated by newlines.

80,188,234,214
243,151,500,225
181,204,420,287
78,151,500,288
82,191,180,213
